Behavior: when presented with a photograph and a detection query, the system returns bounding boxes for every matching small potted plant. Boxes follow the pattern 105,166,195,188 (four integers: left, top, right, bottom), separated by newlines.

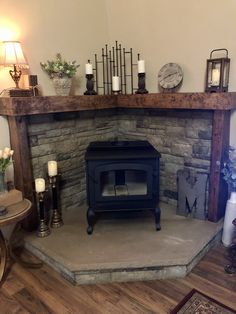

221,146,236,246
40,53,79,96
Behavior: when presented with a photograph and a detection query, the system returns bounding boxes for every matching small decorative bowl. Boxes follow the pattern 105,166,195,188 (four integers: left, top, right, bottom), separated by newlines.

0,205,7,216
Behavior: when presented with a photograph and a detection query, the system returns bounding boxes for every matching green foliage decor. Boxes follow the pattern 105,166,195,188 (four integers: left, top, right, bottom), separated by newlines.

0,147,14,173
222,146,236,190
40,53,79,78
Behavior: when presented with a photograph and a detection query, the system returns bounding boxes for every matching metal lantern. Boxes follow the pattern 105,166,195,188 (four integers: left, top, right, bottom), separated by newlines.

205,48,230,92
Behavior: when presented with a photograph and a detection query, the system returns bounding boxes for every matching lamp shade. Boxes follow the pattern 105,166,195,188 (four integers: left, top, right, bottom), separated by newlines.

1,41,28,67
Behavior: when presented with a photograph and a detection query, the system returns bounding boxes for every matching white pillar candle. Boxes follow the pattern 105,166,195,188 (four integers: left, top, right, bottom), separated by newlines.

48,160,58,177
112,76,120,91
137,60,145,73
211,68,220,86
85,63,93,75
35,178,45,193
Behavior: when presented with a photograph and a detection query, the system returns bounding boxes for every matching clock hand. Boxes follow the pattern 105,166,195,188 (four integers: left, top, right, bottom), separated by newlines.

161,72,178,82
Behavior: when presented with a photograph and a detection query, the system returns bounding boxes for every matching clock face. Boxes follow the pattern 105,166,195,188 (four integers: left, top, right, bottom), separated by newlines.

158,63,183,90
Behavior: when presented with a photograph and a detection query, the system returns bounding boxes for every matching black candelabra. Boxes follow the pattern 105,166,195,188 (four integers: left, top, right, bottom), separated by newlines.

35,167,63,237
36,191,51,238
90,41,142,95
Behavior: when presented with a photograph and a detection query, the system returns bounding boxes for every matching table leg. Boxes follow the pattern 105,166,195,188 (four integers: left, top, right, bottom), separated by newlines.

9,223,42,269
0,229,7,284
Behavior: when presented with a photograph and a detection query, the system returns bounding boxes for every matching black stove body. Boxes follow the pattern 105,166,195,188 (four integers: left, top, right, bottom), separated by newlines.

85,140,161,234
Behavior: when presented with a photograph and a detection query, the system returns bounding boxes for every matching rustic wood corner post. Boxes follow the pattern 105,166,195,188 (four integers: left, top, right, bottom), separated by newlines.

8,116,38,231
208,109,230,222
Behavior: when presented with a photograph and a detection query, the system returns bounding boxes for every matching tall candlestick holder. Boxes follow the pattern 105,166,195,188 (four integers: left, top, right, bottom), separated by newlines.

84,74,97,95
49,175,63,228
36,191,51,238
135,72,148,94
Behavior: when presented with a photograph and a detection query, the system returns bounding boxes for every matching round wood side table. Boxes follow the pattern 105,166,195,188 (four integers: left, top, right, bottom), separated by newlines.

0,198,41,284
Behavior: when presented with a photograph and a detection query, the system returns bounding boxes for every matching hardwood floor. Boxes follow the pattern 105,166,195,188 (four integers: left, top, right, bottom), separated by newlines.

0,244,236,314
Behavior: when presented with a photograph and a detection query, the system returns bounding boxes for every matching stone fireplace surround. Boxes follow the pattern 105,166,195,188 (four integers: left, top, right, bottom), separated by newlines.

0,92,234,230
28,108,212,216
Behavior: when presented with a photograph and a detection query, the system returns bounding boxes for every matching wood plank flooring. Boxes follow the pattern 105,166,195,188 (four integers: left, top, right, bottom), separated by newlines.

0,243,236,314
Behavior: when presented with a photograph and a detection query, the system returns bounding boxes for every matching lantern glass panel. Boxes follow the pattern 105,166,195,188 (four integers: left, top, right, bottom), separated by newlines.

207,62,212,88
211,61,221,87
223,60,230,88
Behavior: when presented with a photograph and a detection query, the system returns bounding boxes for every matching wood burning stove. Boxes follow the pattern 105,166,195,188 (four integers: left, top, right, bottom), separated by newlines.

85,140,161,234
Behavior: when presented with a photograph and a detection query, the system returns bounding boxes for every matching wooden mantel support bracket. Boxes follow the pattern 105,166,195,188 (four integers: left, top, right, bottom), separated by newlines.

7,116,38,231
208,110,230,222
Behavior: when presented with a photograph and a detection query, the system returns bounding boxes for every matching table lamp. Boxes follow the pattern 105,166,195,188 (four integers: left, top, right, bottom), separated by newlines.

1,41,28,89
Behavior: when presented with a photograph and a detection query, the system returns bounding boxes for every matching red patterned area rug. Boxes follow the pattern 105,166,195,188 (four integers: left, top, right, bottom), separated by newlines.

170,289,235,314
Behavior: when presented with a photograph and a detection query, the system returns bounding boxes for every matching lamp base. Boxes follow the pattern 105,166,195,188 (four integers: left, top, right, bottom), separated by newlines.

9,64,21,89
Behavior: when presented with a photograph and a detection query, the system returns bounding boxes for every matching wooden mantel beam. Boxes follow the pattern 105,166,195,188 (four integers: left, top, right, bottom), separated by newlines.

1,92,236,116
117,92,236,110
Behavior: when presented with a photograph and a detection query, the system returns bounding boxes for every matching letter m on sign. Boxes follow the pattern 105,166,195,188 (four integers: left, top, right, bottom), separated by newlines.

177,169,208,220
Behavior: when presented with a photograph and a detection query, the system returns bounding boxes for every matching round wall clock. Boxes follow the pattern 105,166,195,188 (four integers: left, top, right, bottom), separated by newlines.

158,63,183,91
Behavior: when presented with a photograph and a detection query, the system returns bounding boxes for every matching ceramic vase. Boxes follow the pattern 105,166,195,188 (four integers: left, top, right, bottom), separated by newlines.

52,77,72,96
222,191,236,246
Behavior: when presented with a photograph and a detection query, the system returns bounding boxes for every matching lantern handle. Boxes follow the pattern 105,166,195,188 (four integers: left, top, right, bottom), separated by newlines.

210,48,228,59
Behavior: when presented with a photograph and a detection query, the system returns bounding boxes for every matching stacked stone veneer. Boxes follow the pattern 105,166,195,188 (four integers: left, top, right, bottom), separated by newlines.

116,109,213,206
28,110,117,211
28,108,213,212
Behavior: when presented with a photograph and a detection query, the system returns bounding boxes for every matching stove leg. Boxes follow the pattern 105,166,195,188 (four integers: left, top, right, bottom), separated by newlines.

154,207,161,231
87,207,96,235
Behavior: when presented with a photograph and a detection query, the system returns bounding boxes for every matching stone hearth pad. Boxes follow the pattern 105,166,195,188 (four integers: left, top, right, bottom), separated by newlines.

24,203,222,285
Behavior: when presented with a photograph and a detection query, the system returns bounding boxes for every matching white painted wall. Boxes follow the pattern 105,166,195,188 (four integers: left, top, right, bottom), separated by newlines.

0,0,109,94
0,0,109,147
0,0,236,145
0,116,9,147
106,0,236,92
105,0,236,145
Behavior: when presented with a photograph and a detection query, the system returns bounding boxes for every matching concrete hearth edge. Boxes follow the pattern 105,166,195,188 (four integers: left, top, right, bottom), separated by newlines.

23,203,223,285
24,232,221,285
